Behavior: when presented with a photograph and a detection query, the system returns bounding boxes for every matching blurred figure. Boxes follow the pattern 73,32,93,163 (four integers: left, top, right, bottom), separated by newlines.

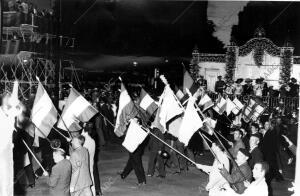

215,76,226,94
243,78,253,96
233,78,243,96
82,125,96,196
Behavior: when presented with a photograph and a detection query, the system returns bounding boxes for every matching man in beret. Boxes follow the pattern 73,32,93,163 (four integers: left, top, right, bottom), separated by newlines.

219,149,252,194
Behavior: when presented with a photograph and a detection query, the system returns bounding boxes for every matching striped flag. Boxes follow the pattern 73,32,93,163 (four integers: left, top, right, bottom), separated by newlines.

183,69,194,94
114,83,137,137
181,69,200,104
232,98,244,115
122,119,148,153
213,95,226,115
178,97,203,146
242,99,265,123
31,82,57,139
198,94,214,111
152,86,184,133
174,86,184,100
57,88,98,132
139,88,158,117
226,98,236,115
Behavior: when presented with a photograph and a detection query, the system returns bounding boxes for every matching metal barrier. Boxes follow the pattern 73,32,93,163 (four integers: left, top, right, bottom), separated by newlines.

206,92,299,112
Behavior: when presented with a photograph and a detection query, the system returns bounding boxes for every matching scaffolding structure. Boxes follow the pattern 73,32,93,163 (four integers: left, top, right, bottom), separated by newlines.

0,52,56,98
0,12,76,99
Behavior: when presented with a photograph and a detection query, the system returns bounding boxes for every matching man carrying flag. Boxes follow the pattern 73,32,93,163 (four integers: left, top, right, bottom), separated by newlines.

114,82,137,137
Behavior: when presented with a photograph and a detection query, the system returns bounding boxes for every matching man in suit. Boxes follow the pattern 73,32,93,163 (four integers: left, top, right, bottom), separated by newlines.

70,135,93,196
219,149,252,194
261,121,283,196
45,148,72,196
248,135,263,169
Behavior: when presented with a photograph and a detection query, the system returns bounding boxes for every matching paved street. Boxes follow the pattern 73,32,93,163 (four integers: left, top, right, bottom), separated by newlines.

22,143,294,196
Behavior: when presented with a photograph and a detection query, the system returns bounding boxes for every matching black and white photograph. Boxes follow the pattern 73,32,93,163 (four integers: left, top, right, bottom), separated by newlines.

0,0,299,196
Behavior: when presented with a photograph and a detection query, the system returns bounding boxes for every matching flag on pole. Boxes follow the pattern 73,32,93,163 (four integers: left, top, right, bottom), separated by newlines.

57,88,98,132
232,98,244,115
174,86,184,100
139,88,158,117
181,70,200,104
213,95,227,115
152,86,184,133
31,82,58,139
178,97,203,146
226,98,236,115
198,94,214,111
114,83,137,137
183,69,194,94
122,119,148,153
242,99,265,123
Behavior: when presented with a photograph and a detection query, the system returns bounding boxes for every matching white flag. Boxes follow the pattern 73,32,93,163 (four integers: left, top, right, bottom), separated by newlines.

122,120,148,153
178,97,203,146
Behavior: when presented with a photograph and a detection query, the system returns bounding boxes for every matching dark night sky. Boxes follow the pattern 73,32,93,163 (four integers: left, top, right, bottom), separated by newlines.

57,1,300,71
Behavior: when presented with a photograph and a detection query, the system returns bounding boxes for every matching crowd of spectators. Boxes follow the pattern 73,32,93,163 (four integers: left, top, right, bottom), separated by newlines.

203,76,300,98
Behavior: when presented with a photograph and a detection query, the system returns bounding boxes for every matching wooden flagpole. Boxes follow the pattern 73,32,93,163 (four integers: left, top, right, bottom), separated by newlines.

22,139,47,173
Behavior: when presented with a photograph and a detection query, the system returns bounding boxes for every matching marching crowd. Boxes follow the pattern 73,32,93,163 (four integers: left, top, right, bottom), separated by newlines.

5,73,298,196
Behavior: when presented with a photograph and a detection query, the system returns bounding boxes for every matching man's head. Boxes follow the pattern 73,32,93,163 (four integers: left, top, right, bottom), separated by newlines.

249,135,260,149
264,121,270,131
233,130,243,141
71,135,85,148
53,148,66,163
236,148,250,165
217,76,222,81
251,123,259,134
276,116,282,125
253,162,269,180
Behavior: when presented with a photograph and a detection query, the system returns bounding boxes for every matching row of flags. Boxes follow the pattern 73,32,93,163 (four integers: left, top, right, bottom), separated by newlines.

118,70,266,153
31,82,98,146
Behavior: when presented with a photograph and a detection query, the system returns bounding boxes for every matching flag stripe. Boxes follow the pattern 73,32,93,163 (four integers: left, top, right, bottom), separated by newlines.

32,83,57,138
57,88,98,132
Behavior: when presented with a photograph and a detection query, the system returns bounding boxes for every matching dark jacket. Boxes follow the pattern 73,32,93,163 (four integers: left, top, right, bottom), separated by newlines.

220,162,252,194
48,159,72,196
215,80,226,94
249,146,263,168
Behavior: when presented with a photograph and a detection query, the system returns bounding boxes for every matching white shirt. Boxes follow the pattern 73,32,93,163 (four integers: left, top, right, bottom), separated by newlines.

224,178,268,196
